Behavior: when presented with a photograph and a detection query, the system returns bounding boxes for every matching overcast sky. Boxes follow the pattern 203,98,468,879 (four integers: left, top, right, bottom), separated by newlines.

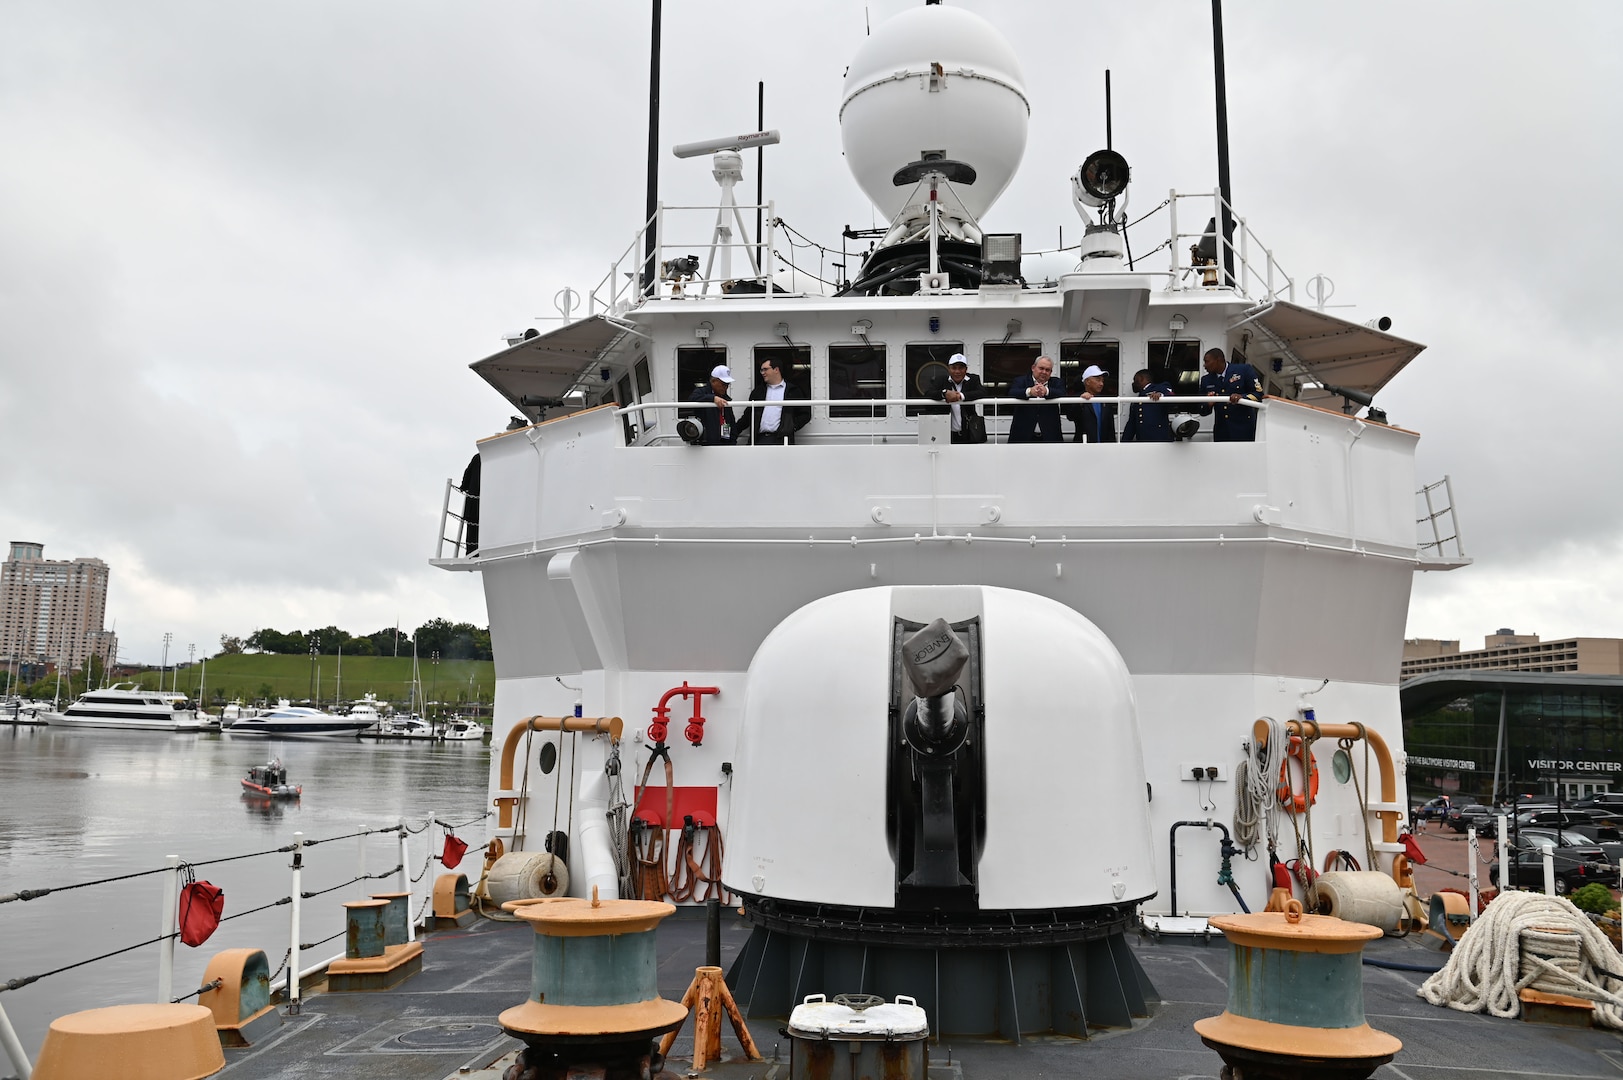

2,1,1618,665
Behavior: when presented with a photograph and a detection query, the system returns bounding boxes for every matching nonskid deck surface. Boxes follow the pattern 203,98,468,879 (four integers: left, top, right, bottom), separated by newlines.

214,910,1623,1080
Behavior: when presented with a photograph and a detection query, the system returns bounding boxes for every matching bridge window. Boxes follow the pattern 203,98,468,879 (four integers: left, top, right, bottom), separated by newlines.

676,346,728,400
905,342,965,417
829,344,887,419
1060,340,1121,397
1148,340,1202,395
753,345,811,399
634,356,652,399
981,343,1042,420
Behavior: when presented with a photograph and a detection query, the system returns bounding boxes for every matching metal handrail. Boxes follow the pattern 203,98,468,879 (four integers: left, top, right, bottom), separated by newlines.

616,395,1262,416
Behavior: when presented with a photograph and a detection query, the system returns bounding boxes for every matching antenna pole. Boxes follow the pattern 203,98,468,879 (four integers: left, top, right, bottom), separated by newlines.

756,81,765,271
1211,0,1235,288
1104,70,1112,150
641,0,664,294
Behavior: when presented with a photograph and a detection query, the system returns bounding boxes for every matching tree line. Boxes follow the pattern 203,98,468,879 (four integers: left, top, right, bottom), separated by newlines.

221,618,493,661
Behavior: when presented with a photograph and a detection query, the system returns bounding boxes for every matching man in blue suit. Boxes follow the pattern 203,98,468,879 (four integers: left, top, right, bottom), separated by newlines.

1199,348,1263,442
1065,364,1117,444
1122,368,1175,442
1006,355,1064,443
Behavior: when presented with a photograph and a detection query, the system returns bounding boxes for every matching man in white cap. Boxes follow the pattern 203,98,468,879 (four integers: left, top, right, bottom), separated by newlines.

924,353,988,443
678,364,741,445
1066,364,1117,443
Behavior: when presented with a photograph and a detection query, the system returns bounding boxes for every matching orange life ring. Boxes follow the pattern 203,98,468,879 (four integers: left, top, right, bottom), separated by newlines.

1276,735,1319,813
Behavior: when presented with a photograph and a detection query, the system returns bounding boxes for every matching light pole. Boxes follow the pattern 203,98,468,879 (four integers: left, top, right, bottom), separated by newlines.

160,632,172,693
308,635,320,704
184,643,194,694
430,651,441,725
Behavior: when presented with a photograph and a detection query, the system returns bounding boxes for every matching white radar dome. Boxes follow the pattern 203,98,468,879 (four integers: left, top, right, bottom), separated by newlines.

840,4,1029,224
723,585,1155,912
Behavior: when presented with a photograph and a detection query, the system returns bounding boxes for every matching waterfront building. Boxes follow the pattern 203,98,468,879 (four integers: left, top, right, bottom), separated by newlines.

1401,629,1623,681
1401,670,1623,803
0,541,115,672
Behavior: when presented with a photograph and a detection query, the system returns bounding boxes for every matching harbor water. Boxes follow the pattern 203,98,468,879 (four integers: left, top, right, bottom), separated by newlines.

0,724,490,1059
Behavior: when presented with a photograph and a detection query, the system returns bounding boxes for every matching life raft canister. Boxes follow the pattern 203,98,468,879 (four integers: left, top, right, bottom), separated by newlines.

1276,735,1319,813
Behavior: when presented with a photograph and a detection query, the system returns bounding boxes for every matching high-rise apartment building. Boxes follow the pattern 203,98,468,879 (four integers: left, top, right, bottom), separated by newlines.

0,541,115,671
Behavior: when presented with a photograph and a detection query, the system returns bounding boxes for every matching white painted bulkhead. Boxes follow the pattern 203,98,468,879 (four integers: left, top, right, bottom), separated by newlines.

465,378,1422,918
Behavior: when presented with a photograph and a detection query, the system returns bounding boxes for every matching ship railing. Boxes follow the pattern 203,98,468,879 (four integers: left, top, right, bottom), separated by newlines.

0,811,488,1068
1084,188,1295,302
437,478,478,560
618,394,1260,446
1416,475,1467,560
590,201,778,317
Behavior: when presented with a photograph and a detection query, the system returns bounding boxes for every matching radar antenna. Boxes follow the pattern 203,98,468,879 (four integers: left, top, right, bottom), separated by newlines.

671,130,781,294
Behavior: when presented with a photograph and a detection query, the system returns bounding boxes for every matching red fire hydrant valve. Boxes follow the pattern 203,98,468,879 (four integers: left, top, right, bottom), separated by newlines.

648,681,720,747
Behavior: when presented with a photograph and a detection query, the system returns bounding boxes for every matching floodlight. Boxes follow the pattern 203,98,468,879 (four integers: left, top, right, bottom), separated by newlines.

1074,149,1130,207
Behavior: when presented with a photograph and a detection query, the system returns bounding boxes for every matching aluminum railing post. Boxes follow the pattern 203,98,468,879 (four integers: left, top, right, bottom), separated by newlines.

0,1000,31,1079
289,832,304,1008
1167,189,1179,286
1444,475,1465,555
158,854,179,1003
1541,841,1556,896
1467,826,1480,922
1497,812,1509,890
437,478,453,559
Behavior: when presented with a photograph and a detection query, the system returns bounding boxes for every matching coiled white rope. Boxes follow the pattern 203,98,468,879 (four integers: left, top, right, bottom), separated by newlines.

1418,890,1623,1028
1234,716,1286,858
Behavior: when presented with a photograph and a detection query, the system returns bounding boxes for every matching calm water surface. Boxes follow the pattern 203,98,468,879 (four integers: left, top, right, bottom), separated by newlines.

0,724,490,1057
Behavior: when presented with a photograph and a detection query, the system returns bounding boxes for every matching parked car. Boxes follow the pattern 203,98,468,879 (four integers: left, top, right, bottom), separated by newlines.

1453,804,1500,836
1489,828,1612,894
1515,808,1601,831
1411,796,1452,823
1573,792,1623,811
1442,796,1483,831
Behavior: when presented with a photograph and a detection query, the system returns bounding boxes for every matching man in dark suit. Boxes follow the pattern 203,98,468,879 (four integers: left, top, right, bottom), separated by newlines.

1006,355,1064,443
1065,364,1117,444
743,355,811,445
1200,347,1263,442
1122,368,1175,443
923,353,988,443
678,364,740,445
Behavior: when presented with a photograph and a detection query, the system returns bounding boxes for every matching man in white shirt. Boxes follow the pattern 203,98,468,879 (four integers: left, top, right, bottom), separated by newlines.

924,353,988,443
745,356,810,445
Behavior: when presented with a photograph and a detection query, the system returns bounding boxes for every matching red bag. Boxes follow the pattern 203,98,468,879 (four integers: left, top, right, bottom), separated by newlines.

1399,832,1428,865
441,834,468,869
178,872,225,947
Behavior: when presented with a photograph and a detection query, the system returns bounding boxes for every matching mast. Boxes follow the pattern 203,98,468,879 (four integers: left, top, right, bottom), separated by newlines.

641,0,663,293
1211,0,1235,287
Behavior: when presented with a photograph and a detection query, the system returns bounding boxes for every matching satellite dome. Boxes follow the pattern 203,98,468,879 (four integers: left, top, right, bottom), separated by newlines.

840,4,1029,224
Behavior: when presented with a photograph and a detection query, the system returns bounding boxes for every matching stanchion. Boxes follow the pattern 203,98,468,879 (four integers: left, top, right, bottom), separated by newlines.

288,832,304,1009
659,966,761,1071
1467,826,1480,920
0,998,32,1079
158,854,179,1004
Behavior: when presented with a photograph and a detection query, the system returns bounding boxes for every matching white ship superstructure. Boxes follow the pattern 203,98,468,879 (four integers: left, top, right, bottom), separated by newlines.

435,0,1467,993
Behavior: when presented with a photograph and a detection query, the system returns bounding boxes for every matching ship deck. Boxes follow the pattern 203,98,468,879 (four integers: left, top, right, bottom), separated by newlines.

214,906,1623,1080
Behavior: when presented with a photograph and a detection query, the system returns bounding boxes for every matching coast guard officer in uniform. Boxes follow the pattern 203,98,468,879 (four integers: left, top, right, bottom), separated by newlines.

1122,368,1174,442
1199,347,1263,442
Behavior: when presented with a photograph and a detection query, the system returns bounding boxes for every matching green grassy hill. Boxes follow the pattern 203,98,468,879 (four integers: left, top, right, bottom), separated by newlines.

124,653,494,709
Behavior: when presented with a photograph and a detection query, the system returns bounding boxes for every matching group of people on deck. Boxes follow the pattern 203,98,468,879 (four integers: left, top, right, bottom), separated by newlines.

998,348,1262,445
680,347,1262,445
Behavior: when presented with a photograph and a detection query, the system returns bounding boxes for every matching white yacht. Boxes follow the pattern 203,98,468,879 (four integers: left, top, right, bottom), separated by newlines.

228,703,372,738
345,694,385,732
430,2,1469,1038
40,686,203,732
441,717,485,742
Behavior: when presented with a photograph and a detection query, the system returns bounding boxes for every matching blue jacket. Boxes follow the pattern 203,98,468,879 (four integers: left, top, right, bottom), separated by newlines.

1199,363,1263,442
1123,381,1175,442
680,385,739,445
1006,375,1065,443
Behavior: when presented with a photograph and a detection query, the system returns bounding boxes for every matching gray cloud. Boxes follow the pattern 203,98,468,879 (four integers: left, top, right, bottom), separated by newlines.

2,1,1618,660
